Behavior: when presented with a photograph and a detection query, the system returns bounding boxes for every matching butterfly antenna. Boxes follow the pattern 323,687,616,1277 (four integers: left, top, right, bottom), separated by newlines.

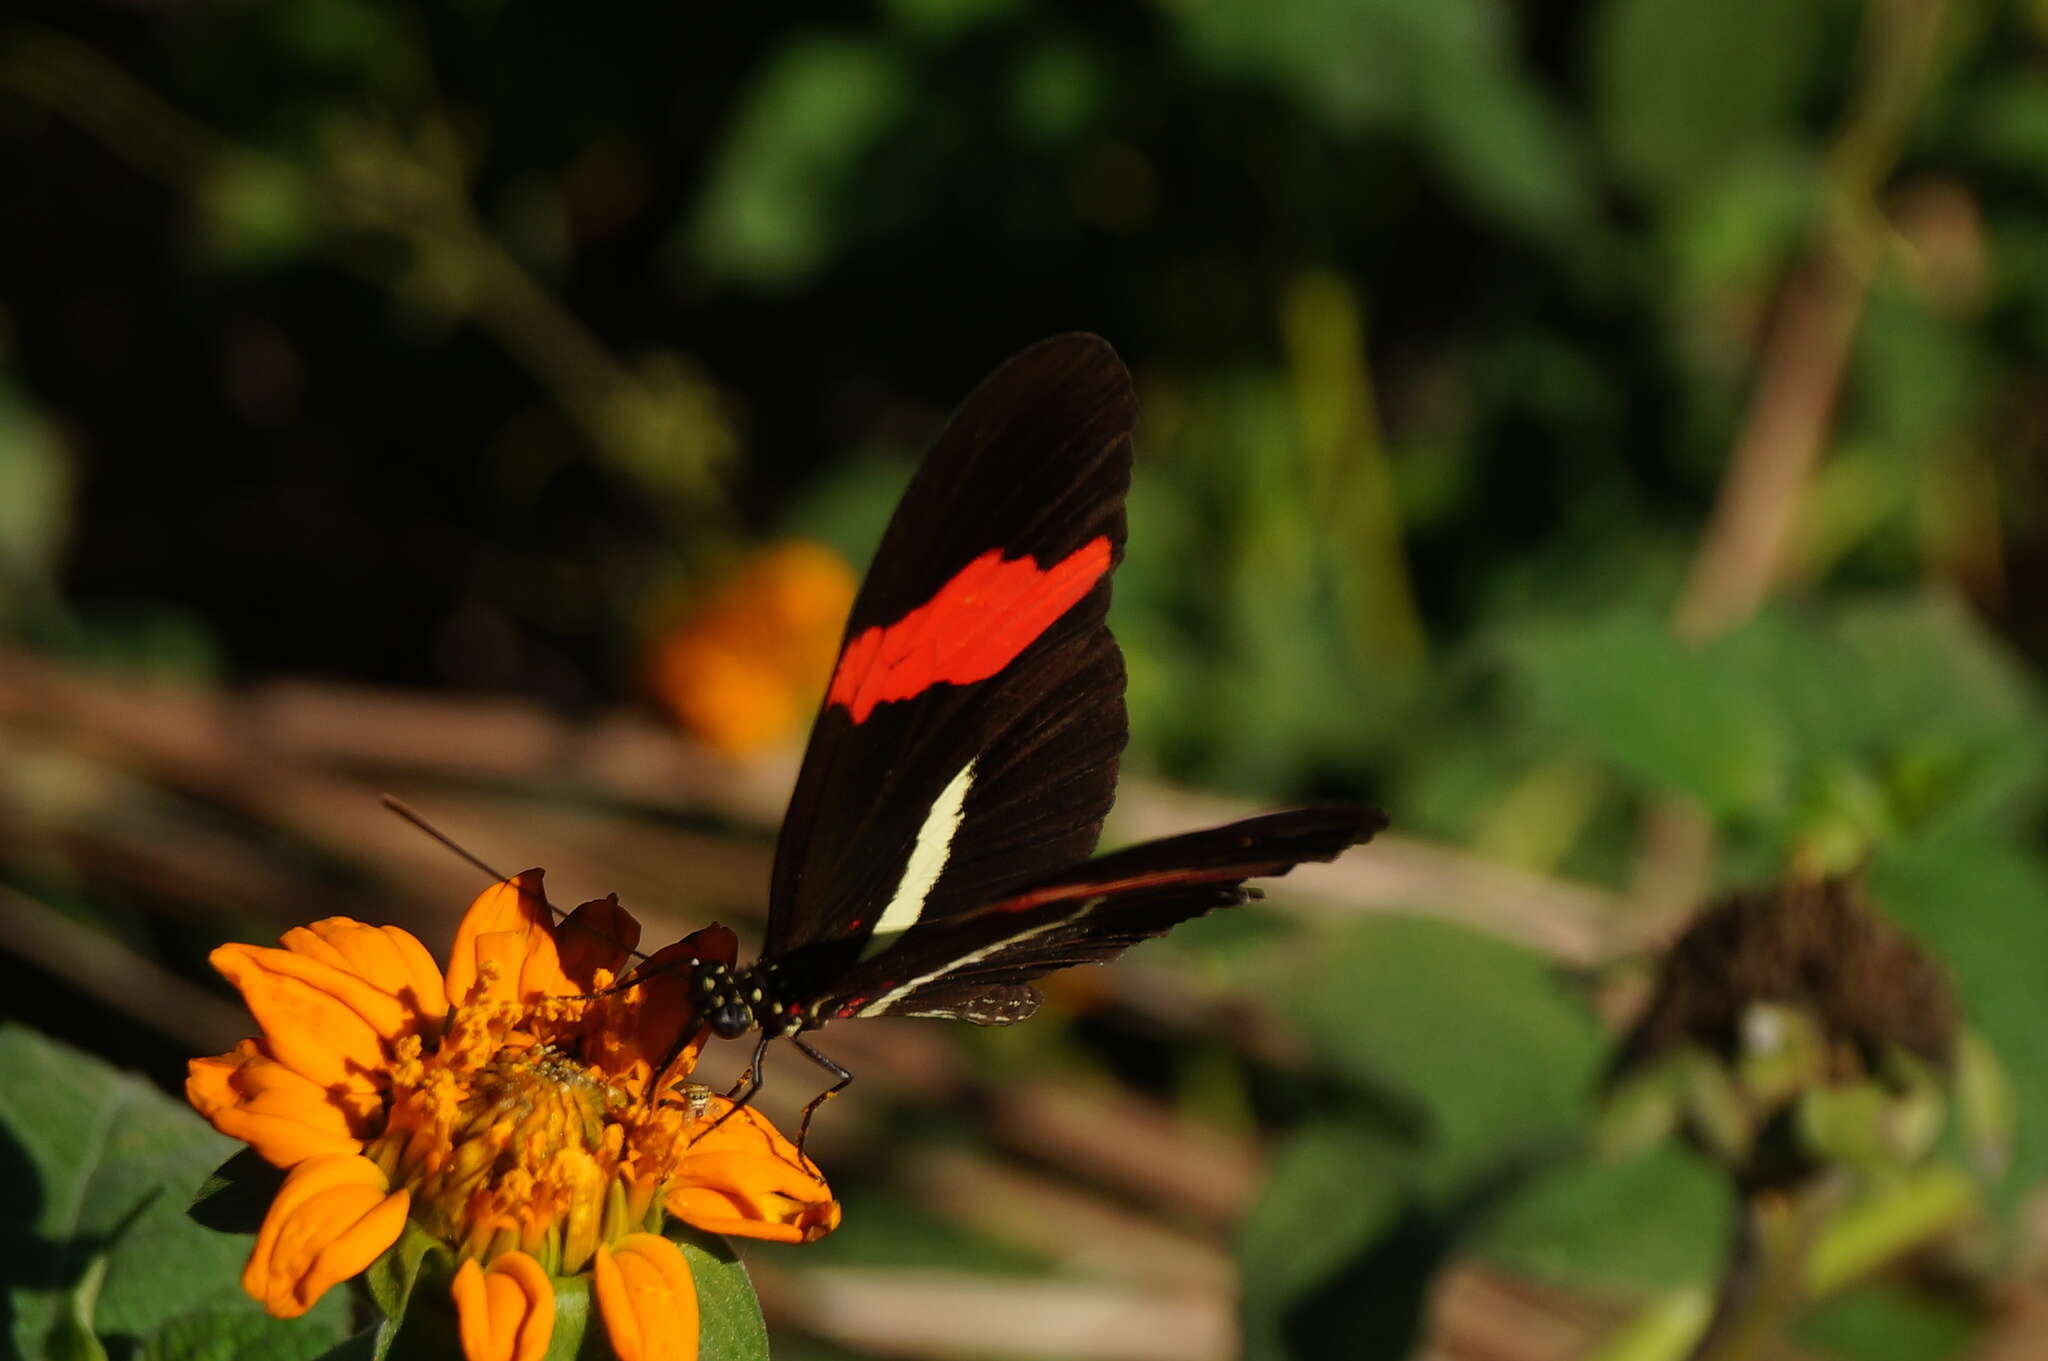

381,795,512,883
380,795,655,967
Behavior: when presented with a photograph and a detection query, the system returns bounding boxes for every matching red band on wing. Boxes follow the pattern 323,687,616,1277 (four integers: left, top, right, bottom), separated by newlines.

826,536,1112,724
981,864,1271,914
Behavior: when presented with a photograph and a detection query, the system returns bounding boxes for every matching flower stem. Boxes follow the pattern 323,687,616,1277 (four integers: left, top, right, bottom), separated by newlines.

1685,1183,1842,1361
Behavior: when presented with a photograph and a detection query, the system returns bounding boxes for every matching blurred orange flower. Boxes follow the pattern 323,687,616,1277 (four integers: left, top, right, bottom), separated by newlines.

647,540,857,756
189,872,838,1361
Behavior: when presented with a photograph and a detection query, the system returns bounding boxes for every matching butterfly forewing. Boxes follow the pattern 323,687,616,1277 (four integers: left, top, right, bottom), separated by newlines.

767,334,1137,957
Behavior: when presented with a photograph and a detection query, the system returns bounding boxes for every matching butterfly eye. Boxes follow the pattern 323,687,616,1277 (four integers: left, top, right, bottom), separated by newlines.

709,1001,754,1039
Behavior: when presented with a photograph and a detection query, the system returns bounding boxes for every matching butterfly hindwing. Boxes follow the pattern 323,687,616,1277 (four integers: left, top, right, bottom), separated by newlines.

785,807,1384,1023
766,335,1136,956
877,982,1046,1025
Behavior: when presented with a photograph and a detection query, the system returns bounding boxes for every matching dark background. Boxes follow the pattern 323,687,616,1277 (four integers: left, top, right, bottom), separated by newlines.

3,2,2046,1359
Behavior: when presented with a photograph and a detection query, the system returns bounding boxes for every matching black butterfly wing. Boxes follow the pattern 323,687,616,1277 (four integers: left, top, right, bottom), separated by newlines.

766,334,1136,958
777,807,1384,1024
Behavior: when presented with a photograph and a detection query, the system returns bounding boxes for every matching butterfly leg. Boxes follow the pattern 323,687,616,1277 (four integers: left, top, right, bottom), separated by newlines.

791,1037,854,1158
686,1031,772,1149
726,1030,772,1103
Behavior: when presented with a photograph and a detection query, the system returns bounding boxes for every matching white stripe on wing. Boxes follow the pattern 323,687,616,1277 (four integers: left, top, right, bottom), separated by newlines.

857,896,1104,1017
858,759,977,959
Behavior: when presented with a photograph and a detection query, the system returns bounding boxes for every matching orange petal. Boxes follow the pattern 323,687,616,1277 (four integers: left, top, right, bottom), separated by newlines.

556,896,642,991
668,1100,839,1244
283,919,449,1029
452,1251,556,1361
211,943,407,1092
594,1234,697,1361
188,1039,374,1168
446,872,574,1008
243,1153,409,1317
473,930,535,1008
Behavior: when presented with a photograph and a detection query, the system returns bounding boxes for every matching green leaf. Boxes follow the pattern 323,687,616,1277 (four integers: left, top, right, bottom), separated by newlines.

1408,22,1590,239
188,1150,285,1237
309,1331,381,1361
1481,1146,1729,1293
362,1221,444,1327
1591,0,1827,198
366,1265,461,1361
540,1274,592,1361
48,1322,111,1361
1518,596,2048,850
1794,1280,1980,1360
1666,150,1820,307
47,1249,110,1361
673,1228,770,1361
689,36,908,288
1869,837,2048,1211
144,1308,358,1361
1280,916,1604,1168
0,1026,348,1359
1240,917,1616,1357
1828,595,2048,836
1519,609,1788,819
1176,0,1592,236
1237,1122,1408,1361
1850,298,1985,457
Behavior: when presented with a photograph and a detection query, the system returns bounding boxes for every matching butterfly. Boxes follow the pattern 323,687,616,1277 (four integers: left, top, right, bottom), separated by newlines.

682,334,1383,1144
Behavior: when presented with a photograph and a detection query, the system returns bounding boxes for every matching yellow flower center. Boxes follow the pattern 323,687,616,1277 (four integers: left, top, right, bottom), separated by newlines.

362,964,698,1276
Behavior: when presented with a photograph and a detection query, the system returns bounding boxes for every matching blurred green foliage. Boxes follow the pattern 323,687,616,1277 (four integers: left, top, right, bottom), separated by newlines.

3,0,2048,1359
0,1027,352,1361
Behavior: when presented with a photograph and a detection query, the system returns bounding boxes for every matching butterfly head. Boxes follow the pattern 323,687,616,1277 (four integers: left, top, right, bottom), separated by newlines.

690,960,812,1039
688,961,757,1039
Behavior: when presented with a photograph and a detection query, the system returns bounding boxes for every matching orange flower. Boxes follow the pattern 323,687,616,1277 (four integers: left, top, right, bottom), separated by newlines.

647,540,858,756
189,871,839,1360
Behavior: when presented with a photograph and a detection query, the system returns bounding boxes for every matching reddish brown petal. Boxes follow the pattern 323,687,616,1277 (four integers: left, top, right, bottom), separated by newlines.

612,925,739,1084
555,896,642,991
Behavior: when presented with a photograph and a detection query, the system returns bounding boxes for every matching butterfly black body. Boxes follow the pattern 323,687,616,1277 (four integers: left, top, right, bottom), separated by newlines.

685,334,1383,1140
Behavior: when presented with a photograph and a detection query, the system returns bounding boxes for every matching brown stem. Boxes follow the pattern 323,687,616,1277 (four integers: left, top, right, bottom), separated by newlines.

1686,1185,1841,1361
1638,0,1952,922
